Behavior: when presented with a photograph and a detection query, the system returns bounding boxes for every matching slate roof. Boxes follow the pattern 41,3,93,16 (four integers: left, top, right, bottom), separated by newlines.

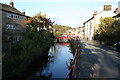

0,3,25,16
113,13,120,18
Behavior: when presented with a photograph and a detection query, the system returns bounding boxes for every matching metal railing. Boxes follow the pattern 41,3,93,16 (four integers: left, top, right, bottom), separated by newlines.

64,44,81,80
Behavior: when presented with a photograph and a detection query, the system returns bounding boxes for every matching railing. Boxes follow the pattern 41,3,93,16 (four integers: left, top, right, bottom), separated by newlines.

64,69,73,80
64,44,81,80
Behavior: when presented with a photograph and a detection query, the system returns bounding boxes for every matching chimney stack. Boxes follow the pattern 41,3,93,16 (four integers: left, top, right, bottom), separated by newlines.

9,0,14,7
114,8,119,14
93,11,97,17
103,5,112,11
22,9,25,15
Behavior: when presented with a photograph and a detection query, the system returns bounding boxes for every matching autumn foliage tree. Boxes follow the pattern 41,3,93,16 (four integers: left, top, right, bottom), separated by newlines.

26,12,54,32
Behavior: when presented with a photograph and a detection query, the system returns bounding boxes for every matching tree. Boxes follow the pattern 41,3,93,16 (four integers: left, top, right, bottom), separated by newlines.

94,17,120,45
98,17,115,34
26,12,54,32
53,24,72,37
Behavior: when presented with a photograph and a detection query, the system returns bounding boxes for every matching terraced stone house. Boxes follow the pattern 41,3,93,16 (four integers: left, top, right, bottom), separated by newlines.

0,0,29,55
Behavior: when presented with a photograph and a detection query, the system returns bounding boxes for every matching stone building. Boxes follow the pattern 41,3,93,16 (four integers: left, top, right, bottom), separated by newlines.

0,0,29,55
77,27,84,39
83,5,116,40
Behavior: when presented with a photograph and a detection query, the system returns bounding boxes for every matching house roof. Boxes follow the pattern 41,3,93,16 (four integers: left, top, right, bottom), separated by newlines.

83,11,116,25
83,17,94,25
113,13,120,18
0,3,28,17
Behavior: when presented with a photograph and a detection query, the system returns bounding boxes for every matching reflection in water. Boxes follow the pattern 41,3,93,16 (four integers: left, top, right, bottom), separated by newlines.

57,43,70,46
26,43,73,79
25,56,49,79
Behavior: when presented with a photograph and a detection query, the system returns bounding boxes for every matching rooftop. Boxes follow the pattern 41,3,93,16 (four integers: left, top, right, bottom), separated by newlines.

0,3,25,16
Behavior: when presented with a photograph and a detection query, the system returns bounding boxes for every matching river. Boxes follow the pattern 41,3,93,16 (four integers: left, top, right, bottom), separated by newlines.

26,43,73,79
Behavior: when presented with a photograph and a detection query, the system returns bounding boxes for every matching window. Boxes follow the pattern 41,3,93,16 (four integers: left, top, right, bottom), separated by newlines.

11,25,14,29
6,24,22,31
16,16,18,19
6,24,9,30
13,25,16,30
17,36,19,41
11,15,13,18
14,15,16,18
18,25,22,31
6,13,21,20
13,37,16,40
12,36,21,41
18,16,20,19
17,25,19,28
13,15,19,19
6,13,11,18
17,36,21,41
15,37,17,40
8,36,11,40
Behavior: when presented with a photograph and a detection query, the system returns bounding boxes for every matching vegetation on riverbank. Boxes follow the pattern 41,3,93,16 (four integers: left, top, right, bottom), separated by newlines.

3,30,54,79
94,17,120,45
69,39,80,55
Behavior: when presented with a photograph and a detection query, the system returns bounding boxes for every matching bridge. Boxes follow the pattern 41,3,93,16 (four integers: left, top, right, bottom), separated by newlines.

57,35,70,42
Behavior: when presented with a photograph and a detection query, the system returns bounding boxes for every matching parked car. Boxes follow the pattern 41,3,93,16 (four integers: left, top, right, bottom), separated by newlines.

113,41,120,52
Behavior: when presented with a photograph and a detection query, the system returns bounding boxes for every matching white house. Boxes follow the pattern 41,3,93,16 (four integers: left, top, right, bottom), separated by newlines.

83,5,116,40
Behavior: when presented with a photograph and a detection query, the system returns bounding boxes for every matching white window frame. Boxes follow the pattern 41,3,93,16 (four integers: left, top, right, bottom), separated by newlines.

11,14,14,18
6,13,11,18
8,36,11,40
6,24,22,31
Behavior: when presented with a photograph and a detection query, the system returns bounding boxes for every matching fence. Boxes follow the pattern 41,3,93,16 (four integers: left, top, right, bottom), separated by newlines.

65,44,81,80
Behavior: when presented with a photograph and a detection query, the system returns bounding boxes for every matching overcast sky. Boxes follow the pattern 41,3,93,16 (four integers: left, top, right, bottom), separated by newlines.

1,0,119,27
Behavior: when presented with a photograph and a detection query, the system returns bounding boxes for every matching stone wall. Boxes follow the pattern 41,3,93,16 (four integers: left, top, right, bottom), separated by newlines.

2,11,27,56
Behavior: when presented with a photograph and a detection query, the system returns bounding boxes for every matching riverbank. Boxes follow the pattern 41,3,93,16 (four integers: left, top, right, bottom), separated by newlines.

24,43,73,79
2,31,55,79
69,39,80,55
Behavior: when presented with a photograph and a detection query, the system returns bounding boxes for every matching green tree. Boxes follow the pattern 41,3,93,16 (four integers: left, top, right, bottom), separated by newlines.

94,17,120,45
98,17,115,34
53,24,72,37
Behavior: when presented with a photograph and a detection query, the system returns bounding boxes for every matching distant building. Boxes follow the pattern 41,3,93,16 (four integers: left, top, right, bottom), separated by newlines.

77,27,84,39
83,5,116,40
1,0,29,55
65,27,84,39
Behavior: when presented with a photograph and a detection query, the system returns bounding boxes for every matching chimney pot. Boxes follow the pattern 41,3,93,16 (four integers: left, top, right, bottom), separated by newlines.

22,9,25,15
9,0,14,7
